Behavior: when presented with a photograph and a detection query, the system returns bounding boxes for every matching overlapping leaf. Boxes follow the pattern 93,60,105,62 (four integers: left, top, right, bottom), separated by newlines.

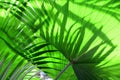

0,0,120,80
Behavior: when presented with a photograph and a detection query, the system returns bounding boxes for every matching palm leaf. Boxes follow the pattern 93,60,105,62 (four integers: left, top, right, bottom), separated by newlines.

0,0,120,80
0,50,39,80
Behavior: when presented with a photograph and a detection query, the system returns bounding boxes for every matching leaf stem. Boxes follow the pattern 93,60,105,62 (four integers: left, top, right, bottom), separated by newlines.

55,62,71,80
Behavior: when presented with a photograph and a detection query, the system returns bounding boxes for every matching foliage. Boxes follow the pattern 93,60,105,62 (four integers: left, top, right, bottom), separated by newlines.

0,0,120,80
